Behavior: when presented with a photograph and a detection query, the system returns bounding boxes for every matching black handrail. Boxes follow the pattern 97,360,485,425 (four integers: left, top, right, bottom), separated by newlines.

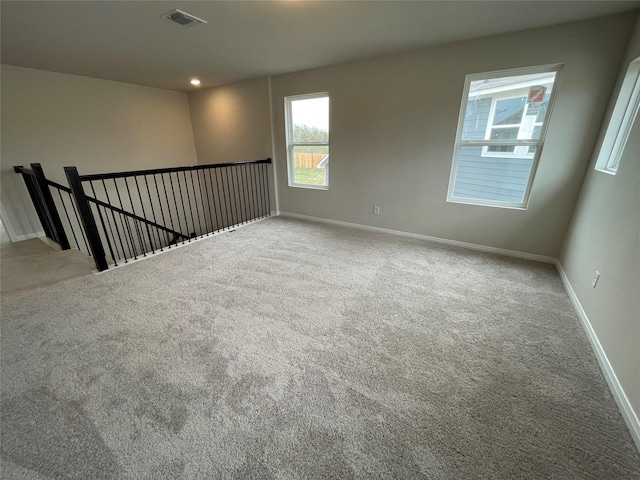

77,158,272,182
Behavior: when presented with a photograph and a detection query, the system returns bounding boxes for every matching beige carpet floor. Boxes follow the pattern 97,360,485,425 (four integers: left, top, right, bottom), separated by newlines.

1,217,639,479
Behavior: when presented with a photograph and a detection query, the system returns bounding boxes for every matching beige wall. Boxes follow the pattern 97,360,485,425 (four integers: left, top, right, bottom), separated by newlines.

1,65,198,239
187,77,276,212
188,78,272,165
270,13,636,258
560,16,640,437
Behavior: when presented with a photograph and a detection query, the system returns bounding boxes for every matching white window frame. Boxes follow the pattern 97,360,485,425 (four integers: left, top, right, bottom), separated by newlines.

447,64,563,209
595,56,640,175
284,92,330,190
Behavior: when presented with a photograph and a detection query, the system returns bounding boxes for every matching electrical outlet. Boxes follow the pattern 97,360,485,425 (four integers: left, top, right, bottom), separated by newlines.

591,270,600,288
373,205,380,215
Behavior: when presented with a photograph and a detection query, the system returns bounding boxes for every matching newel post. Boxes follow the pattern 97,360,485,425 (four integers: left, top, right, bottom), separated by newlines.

30,163,71,250
64,166,109,271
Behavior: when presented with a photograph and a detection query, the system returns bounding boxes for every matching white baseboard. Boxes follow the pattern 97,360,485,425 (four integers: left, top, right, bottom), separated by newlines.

555,261,640,451
277,212,556,264
13,231,45,242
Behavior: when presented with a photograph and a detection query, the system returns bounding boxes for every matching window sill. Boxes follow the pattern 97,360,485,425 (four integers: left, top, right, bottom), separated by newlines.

288,183,328,191
447,196,527,210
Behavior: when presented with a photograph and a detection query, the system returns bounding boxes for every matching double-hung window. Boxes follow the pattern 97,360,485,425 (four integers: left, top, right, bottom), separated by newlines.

285,92,330,189
448,65,562,208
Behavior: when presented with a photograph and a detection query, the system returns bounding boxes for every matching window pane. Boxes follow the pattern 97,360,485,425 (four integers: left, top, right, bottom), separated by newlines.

292,97,329,143
293,145,328,186
525,94,550,123
487,127,518,152
462,98,492,140
452,145,533,204
490,127,518,141
493,97,526,125
531,125,542,141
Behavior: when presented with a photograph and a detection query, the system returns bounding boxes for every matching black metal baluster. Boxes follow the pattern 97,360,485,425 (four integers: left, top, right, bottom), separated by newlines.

101,179,127,261
68,190,91,255
122,215,138,260
254,163,264,218
232,167,243,226
183,171,197,238
121,212,136,261
102,204,120,264
195,170,210,235
214,168,228,230
223,167,235,228
160,173,176,246
123,177,147,256
133,176,156,254
249,163,259,221
242,165,253,222
235,165,247,224
263,162,271,216
227,167,238,226
231,166,243,225
89,181,118,265
201,168,214,233
238,165,251,223
207,168,221,232
168,172,184,242
221,166,232,227
95,204,118,266
115,177,138,253
175,172,191,242
189,170,205,237
153,174,171,248
57,190,81,250
143,175,163,251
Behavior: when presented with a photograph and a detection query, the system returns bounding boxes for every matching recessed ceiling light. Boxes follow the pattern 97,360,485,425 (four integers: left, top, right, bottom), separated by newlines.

191,79,201,86
162,9,207,28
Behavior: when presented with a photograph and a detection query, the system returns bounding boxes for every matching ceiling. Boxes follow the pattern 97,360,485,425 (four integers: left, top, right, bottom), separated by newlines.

2,1,639,92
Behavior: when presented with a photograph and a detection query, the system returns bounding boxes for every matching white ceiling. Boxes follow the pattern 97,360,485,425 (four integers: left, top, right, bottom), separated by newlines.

2,1,639,92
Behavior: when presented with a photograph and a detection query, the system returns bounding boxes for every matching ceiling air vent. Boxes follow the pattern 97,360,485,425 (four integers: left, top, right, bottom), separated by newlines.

162,9,207,27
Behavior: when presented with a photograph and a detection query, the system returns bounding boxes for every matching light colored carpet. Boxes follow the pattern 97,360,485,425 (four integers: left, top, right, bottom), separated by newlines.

1,237,95,295
1,216,639,479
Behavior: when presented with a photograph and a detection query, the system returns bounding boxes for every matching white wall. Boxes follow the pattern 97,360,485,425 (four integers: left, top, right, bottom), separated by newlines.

1,65,198,239
559,16,640,445
270,13,636,258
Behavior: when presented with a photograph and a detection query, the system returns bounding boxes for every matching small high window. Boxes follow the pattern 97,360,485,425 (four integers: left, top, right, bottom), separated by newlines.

595,56,640,175
285,93,330,189
448,65,562,209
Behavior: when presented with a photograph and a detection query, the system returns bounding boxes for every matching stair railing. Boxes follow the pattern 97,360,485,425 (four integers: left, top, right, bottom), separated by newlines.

65,159,272,271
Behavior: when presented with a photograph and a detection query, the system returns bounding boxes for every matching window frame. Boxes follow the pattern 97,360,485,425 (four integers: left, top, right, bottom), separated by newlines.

284,92,330,190
447,64,563,209
594,56,640,175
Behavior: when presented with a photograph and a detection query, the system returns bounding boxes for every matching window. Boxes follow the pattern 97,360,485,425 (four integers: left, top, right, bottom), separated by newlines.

285,92,330,189
448,65,562,209
595,56,640,175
